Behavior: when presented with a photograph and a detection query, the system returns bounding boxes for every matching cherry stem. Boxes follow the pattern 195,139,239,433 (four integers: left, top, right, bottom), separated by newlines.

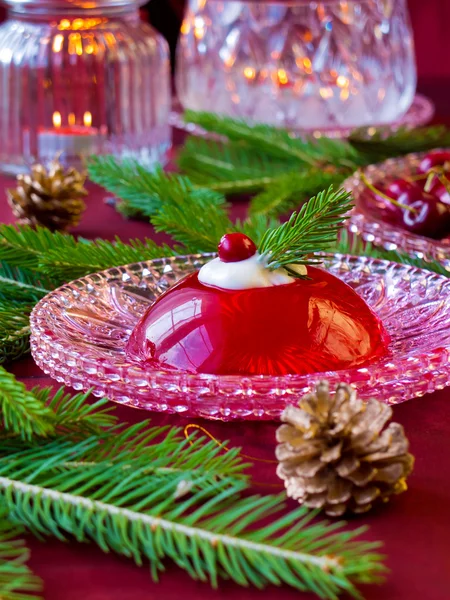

360,173,417,213
423,166,450,195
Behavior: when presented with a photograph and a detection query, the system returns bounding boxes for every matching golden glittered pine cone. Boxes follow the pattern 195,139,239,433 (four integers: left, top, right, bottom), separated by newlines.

7,160,88,232
276,380,414,517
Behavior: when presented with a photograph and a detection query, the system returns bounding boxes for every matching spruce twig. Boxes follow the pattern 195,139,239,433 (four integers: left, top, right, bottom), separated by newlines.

0,366,55,440
0,510,42,599
259,187,353,273
0,435,386,599
0,305,32,365
183,111,361,167
249,169,345,217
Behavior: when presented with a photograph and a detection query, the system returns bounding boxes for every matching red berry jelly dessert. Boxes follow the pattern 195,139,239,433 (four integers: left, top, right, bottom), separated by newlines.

126,266,390,376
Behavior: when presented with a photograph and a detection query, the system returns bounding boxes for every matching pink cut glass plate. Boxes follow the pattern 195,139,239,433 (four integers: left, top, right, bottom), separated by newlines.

344,151,450,268
30,253,450,421
169,94,434,140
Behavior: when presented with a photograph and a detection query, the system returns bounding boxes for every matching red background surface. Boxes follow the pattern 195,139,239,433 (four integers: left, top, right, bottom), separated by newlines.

0,1,450,598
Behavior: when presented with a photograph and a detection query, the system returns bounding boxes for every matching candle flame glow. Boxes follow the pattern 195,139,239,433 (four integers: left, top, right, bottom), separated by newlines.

180,19,191,35
277,69,289,86
57,17,106,31
52,34,64,53
69,33,83,56
68,112,76,126
53,111,62,128
83,111,92,127
194,17,206,40
337,75,349,88
243,66,256,81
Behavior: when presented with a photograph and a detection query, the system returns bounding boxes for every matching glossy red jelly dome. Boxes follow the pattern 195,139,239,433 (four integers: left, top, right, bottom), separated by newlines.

126,267,390,376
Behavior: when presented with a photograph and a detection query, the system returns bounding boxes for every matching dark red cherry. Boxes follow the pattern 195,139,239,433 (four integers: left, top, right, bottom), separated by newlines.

386,178,416,198
419,177,450,206
399,190,450,239
417,150,450,174
366,180,415,224
218,233,257,263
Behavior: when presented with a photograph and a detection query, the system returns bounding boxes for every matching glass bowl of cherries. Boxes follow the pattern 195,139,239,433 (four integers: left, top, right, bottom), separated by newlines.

344,150,450,266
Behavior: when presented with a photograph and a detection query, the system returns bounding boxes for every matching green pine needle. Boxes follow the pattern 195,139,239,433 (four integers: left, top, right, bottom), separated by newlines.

0,369,119,441
178,137,298,194
349,125,450,162
0,435,386,599
235,214,280,246
150,178,233,253
183,111,360,168
0,510,42,600
249,169,345,218
88,156,164,216
0,366,55,440
38,236,174,281
0,226,78,271
259,187,353,272
0,225,174,283
0,305,32,365
34,387,117,437
0,264,51,304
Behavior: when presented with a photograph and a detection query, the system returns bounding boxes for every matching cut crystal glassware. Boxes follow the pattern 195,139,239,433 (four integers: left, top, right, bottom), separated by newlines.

30,253,450,421
176,0,417,132
344,151,450,269
0,0,171,174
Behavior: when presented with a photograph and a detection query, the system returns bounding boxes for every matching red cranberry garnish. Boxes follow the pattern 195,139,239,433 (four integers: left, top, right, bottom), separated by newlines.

218,233,257,263
417,150,450,174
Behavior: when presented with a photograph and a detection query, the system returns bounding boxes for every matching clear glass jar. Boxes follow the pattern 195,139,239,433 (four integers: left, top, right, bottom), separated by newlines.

176,0,417,132
0,0,171,175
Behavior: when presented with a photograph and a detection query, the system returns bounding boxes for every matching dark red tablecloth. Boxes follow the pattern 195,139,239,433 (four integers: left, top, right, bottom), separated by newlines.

3,98,450,599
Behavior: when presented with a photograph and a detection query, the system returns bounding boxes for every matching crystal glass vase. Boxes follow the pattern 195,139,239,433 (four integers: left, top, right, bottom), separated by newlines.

0,0,171,175
176,0,417,132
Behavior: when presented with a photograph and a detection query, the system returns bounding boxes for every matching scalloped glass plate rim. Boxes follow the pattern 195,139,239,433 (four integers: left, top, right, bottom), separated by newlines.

29,252,450,420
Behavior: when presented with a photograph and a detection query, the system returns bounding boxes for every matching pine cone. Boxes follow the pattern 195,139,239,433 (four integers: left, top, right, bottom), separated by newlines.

7,160,87,232
276,381,414,517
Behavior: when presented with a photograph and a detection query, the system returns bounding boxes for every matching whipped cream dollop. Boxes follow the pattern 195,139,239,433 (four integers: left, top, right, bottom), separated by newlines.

198,253,307,291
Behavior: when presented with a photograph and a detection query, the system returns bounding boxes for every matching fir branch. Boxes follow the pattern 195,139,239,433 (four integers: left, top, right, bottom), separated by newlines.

0,264,51,304
0,225,173,283
350,125,450,162
259,187,353,272
0,509,42,599
0,226,78,271
151,185,233,253
184,111,360,168
0,371,118,441
178,137,297,194
0,425,247,489
0,305,32,364
38,237,174,281
33,387,117,438
249,169,346,218
0,367,55,440
0,437,385,599
88,156,164,216
236,214,280,246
